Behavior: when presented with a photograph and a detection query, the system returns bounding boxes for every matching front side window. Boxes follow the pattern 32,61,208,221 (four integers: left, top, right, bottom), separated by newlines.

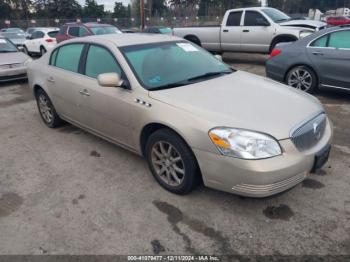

121,41,232,91
328,30,350,49
68,27,79,37
54,44,84,73
85,45,121,78
244,11,269,26
226,12,242,26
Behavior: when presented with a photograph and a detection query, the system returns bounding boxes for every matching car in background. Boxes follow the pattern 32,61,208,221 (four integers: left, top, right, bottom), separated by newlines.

0,28,24,33
143,26,172,35
0,37,32,82
326,16,350,26
23,28,59,56
28,34,332,197
55,22,122,43
25,27,59,38
173,7,326,54
266,25,350,93
0,29,26,49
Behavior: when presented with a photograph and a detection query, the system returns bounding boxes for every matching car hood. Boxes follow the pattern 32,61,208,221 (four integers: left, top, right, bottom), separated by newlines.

280,20,327,29
0,51,29,65
149,71,323,140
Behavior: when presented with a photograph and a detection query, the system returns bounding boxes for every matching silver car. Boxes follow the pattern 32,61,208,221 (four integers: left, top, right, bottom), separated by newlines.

266,26,350,93
27,34,332,197
0,37,32,82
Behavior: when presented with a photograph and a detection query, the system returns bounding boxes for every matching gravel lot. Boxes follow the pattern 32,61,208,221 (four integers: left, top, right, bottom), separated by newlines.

0,53,350,255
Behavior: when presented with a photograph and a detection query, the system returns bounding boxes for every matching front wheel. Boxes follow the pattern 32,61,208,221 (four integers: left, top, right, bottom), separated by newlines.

40,46,46,56
286,66,318,93
35,89,64,128
145,129,200,195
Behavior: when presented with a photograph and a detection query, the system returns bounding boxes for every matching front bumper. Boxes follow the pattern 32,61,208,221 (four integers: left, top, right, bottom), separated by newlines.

0,67,27,82
193,119,332,198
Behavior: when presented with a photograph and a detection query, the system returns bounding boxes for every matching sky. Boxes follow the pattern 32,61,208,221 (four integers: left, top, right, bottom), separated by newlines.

78,0,131,11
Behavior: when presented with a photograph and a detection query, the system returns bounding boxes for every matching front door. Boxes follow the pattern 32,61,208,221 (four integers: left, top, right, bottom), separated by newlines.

240,10,273,53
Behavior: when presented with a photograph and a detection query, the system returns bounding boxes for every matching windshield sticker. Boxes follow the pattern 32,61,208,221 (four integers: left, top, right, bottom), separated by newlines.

0,39,6,43
177,43,199,52
149,76,162,84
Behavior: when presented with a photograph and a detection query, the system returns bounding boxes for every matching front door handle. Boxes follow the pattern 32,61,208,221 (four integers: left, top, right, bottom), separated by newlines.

223,29,229,33
79,89,90,96
243,29,250,33
312,51,324,56
47,77,55,83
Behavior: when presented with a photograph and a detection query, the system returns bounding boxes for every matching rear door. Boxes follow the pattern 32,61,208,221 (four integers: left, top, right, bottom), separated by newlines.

240,10,273,53
221,11,243,51
47,43,87,123
307,29,350,89
32,31,45,53
78,44,133,146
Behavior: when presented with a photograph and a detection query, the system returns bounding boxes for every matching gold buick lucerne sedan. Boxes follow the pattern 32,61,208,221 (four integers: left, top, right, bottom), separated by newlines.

27,34,332,197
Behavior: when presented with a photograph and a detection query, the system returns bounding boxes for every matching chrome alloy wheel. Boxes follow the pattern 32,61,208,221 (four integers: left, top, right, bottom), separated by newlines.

287,68,313,92
38,94,53,123
151,141,185,186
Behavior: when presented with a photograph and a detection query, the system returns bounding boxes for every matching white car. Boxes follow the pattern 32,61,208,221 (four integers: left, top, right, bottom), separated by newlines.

23,28,59,56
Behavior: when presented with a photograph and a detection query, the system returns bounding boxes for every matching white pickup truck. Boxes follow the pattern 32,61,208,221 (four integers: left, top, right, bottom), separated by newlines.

173,7,327,54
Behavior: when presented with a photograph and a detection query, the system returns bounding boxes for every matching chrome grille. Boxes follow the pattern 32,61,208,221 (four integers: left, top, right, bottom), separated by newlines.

291,113,327,151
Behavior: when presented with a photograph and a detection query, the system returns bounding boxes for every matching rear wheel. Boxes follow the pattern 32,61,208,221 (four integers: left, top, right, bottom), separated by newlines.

23,46,30,56
286,66,318,93
145,129,200,195
35,89,63,128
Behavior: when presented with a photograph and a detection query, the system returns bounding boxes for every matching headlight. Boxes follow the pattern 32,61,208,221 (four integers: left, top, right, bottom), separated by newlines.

209,128,282,160
23,58,33,66
299,31,313,39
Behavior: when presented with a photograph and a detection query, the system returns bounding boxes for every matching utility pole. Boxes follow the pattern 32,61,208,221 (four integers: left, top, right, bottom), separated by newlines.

140,0,145,30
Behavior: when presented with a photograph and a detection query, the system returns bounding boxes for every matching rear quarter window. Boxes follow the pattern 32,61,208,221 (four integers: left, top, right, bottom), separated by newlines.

54,44,84,73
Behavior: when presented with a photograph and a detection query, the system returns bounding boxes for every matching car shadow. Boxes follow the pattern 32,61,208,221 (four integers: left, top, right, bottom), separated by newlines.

223,53,268,66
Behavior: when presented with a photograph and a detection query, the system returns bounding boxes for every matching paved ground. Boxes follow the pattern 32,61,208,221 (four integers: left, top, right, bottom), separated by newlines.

0,53,350,255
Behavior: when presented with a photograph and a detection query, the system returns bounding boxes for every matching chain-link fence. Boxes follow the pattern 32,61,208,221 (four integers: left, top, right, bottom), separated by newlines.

0,16,223,30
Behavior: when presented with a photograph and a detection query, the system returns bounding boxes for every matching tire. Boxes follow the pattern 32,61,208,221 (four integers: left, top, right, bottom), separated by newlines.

145,129,200,195
286,66,318,94
35,89,64,128
184,35,201,46
40,46,46,56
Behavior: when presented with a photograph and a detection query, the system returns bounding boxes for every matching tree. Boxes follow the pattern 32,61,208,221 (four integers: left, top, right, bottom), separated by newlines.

83,0,104,18
114,1,129,17
0,0,12,19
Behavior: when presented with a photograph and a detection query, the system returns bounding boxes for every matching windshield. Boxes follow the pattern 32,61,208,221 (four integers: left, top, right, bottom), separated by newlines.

121,41,232,91
0,39,18,52
159,27,172,34
90,26,122,35
262,8,291,23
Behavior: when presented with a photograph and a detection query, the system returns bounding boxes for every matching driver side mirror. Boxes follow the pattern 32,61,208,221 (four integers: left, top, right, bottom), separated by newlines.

256,18,270,26
214,54,223,61
97,73,125,88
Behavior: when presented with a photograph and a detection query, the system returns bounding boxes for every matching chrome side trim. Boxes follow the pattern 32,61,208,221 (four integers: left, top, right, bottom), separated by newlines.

321,84,350,91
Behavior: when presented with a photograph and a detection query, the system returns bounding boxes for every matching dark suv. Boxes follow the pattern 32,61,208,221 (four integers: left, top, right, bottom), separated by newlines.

56,22,122,43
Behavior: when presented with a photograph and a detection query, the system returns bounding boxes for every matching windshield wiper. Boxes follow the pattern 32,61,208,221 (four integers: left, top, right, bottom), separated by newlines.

187,70,232,82
275,18,291,23
150,81,189,91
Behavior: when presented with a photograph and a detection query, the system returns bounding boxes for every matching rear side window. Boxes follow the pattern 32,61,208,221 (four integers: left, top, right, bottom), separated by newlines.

48,31,58,38
54,44,84,73
79,27,89,37
244,11,269,26
311,35,328,47
50,49,58,65
328,30,350,49
68,27,79,37
85,45,121,78
226,12,242,26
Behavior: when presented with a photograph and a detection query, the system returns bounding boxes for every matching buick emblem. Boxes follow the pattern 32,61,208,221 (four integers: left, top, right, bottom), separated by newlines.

313,122,321,140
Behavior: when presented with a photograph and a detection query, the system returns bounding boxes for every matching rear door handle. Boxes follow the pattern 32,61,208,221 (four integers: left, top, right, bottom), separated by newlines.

47,77,55,83
243,30,250,33
79,89,90,96
223,29,229,33
312,51,324,56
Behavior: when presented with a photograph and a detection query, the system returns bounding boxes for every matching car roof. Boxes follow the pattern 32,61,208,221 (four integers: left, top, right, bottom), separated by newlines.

63,22,113,27
227,6,273,12
64,33,183,47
